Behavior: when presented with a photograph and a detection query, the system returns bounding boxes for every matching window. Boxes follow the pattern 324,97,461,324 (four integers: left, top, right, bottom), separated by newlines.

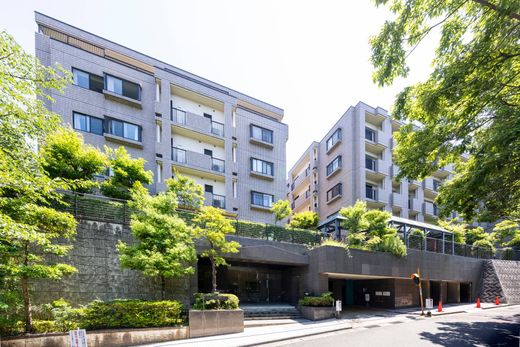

205,185,213,193
326,128,342,151
251,158,274,176
155,79,161,102
156,123,162,143
232,144,237,163
365,155,377,171
250,124,273,144
204,149,213,157
156,161,163,183
105,74,141,100
326,183,342,201
232,111,236,127
72,68,104,93
433,179,442,191
365,127,376,142
366,184,377,200
326,156,342,176
106,118,141,141
251,191,274,208
232,179,237,198
73,112,103,135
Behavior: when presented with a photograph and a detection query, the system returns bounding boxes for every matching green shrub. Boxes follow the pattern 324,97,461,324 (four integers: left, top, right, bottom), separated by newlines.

298,292,334,307
32,320,61,333
192,293,239,310
317,239,349,251
78,299,184,330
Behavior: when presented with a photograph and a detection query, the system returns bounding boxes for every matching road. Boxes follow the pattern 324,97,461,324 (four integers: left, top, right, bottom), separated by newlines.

261,306,520,347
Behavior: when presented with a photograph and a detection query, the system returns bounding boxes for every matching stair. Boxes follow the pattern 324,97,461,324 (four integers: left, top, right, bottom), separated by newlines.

242,305,302,320
478,259,520,304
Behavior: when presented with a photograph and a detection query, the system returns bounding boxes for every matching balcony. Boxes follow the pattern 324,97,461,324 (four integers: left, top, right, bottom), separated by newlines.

171,107,225,143
204,192,226,209
391,192,404,207
171,147,225,177
364,129,387,154
365,158,387,182
291,167,311,193
390,164,400,179
408,197,421,212
366,186,388,207
407,178,421,189
423,201,439,217
293,190,311,212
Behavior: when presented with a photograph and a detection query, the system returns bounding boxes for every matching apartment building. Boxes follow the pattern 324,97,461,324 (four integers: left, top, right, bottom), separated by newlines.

288,101,454,224
35,12,288,224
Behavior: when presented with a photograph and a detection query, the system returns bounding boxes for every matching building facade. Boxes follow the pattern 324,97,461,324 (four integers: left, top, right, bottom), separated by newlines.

35,12,288,224
288,101,455,224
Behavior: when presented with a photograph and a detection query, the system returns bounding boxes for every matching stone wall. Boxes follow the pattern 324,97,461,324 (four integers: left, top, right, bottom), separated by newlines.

479,259,520,304
33,220,196,306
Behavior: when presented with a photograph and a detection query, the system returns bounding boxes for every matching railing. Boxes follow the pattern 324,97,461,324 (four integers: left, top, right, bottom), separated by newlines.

211,158,225,173
211,121,224,137
211,194,226,209
171,107,187,125
172,148,225,174
172,147,186,163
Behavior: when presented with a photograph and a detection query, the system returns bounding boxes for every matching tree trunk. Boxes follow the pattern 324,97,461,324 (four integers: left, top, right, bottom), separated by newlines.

211,257,217,293
160,275,166,300
21,276,32,333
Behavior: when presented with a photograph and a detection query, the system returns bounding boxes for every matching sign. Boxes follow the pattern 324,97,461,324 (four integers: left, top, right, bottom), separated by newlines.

365,293,370,302
383,291,391,297
69,329,88,347
375,291,383,296
425,298,433,309
335,300,342,312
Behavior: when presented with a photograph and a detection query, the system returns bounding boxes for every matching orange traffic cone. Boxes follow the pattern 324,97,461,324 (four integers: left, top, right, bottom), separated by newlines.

476,297,481,308
438,300,442,312
495,296,500,305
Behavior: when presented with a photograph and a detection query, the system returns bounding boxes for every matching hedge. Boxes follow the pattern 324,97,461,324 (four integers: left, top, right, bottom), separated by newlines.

298,292,334,307
192,293,239,310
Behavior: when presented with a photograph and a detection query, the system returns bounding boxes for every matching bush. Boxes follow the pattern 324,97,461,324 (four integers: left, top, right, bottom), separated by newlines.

32,320,61,333
192,293,239,310
317,239,349,251
78,299,185,330
298,292,334,307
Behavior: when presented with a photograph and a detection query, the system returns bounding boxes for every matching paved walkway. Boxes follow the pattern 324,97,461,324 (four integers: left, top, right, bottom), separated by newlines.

140,303,516,347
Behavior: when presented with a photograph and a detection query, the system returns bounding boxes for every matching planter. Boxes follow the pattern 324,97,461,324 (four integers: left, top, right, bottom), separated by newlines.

0,326,188,347
189,309,244,338
299,306,336,321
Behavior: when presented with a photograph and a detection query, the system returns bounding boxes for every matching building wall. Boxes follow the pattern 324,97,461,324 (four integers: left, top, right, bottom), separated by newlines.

35,12,287,224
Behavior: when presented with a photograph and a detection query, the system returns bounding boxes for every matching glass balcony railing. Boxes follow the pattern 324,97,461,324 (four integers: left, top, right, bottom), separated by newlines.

211,121,224,137
171,147,186,163
211,158,225,173
211,194,226,209
171,107,186,125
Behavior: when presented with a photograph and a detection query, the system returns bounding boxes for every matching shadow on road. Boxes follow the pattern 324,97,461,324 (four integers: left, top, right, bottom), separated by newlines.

419,315,520,346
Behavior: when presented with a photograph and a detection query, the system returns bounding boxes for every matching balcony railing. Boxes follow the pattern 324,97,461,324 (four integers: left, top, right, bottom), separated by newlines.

171,106,224,138
211,158,225,173
171,147,186,163
423,201,438,216
211,121,224,137
171,107,187,125
207,193,225,209
172,147,225,174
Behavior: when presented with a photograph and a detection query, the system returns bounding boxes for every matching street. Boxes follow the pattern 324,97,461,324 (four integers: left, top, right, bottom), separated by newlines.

262,306,520,347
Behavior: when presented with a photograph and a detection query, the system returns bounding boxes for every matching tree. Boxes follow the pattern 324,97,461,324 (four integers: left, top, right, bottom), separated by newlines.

371,0,520,222
101,146,153,200
40,127,107,192
167,170,204,210
0,31,77,332
117,182,196,299
492,220,519,246
288,211,319,230
192,207,240,293
270,200,292,225
438,220,467,244
339,201,369,246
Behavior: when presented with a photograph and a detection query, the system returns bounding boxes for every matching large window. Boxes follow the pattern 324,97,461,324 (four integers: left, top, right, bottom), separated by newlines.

366,184,377,200
250,124,273,144
326,128,342,151
106,118,141,141
251,158,273,176
105,74,141,101
365,155,377,171
251,191,274,208
365,127,376,142
326,183,342,201
326,156,342,176
72,68,104,93
73,112,103,135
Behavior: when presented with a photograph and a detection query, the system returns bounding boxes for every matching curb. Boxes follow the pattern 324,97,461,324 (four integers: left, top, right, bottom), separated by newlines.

431,310,466,316
481,303,516,310
239,325,353,347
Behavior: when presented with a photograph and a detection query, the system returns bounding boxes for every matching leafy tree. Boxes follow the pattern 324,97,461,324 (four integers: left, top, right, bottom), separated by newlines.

492,220,519,246
117,182,196,299
167,170,204,210
339,201,369,247
465,226,494,246
0,31,77,332
371,0,520,221
271,200,292,225
438,220,467,244
192,207,240,293
101,146,153,200
40,127,107,192
288,211,319,230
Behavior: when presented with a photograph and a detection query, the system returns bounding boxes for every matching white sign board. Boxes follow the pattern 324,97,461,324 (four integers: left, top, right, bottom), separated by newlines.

425,298,433,309
69,329,88,347
336,300,342,312
383,291,391,297
375,291,383,296
365,293,370,302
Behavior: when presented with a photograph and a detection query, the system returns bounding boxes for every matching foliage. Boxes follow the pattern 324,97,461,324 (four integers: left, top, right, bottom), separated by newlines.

472,239,496,256
192,207,240,292
298,292,334,307
167,171,204,210
117,182,196,299
438,220,467,244
0,30,77,333
318,239,349,251
271,199,292,224
339,201,405,257
288,211,319,230
101,146,153,200
409,228,425,239
40,127,107,192
371,0,520,222
192,293,239,310
492,220,519,246
465,226,491,245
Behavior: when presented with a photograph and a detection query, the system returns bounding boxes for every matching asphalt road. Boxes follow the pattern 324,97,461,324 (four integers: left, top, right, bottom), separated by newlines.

264,306,520,347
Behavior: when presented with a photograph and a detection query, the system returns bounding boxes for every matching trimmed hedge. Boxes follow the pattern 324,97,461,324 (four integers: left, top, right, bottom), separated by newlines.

192,293,239,310
298,292,334,307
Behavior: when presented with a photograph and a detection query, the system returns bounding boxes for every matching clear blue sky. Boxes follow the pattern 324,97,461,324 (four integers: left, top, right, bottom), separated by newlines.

0,0,436,171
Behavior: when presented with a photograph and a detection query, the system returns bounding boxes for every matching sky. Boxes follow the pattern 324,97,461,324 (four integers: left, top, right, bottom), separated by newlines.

0,0,437,172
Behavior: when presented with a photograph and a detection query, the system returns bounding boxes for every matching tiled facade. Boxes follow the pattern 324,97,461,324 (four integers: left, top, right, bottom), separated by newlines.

288,101,455,223
35,12,288,224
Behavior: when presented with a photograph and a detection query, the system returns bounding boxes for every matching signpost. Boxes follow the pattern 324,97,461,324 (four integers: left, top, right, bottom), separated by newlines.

335,299,342,319
69,329,88,347
410,268,425,316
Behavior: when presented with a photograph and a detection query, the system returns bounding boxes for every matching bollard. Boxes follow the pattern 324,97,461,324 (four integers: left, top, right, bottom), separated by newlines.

438,300,442,312
476,297,481,308
495,296,500,305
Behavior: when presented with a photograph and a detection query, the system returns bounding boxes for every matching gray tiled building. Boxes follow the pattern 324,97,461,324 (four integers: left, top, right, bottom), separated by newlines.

35,12,288,224
288,101,456,224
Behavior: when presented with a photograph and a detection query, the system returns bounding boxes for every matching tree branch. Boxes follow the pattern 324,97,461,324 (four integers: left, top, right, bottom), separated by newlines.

471,0,520,21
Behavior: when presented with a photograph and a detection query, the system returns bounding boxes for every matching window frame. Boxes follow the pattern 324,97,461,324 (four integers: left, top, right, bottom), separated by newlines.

326,155,342,176
326,128,342,151
104,73,141,101
72,111,104,135
250,124,274,144
365,154,377,171
105,117,142,142
366,183,377,200
365,127,376,142
250,157,274,176
251,191,274,208
72,68,104,93
326,183,342,202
